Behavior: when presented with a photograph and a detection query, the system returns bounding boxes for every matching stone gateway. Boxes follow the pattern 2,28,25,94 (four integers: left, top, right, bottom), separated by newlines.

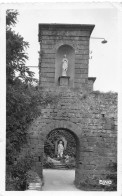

28,24,117,191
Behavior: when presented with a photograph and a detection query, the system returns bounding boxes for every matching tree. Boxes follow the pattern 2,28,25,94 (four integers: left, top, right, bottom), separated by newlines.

6,9,34,84
6,10,38,190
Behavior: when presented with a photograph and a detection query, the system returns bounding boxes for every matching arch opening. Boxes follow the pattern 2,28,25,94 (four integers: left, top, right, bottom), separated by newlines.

44,128,78,158
43,128,80,183
43,128,80,187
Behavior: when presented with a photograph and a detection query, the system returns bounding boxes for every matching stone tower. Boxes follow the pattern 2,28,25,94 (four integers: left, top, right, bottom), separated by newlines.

27,24,117,191
38,23,96,92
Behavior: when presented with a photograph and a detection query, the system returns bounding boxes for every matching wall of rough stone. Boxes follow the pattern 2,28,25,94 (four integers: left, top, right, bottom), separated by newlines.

27,87,117,190
75,91,117,190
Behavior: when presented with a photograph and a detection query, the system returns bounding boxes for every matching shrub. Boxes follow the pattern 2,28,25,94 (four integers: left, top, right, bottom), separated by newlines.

65,162,75,169
43,155,54,169
6,146,35,191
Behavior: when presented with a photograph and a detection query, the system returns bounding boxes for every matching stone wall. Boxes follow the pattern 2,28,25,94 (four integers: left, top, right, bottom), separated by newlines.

27,87,117,190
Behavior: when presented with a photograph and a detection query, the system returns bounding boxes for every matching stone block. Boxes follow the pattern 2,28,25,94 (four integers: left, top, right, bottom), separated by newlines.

41,58,55,64
76,53,89,59
75,73,88,79
75,59,89,64
41,77,54,82
40,29,91,37
58,76,70,86
41,72,55,78
75,49,89,55
41,63,55,69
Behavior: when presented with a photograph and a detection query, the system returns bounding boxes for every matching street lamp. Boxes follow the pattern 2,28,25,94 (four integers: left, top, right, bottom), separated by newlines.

90,37,108,44
89,37,107,59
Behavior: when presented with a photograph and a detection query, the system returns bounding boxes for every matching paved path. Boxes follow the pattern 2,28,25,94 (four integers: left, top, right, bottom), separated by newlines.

42,169,80,191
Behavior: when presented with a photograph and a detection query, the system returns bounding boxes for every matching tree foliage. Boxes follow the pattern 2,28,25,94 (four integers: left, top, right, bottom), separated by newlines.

6,10,18,27
6,10,40,190
6,9,34,84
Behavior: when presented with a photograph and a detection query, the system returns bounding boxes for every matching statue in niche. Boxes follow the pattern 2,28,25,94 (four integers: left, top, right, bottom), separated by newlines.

57,140,64,158
62,54,68,76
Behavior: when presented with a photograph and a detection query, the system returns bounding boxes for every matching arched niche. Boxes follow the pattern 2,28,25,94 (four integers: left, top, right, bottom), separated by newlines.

55,44,75,87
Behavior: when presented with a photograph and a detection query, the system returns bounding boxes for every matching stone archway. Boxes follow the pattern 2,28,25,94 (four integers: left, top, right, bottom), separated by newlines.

28,120,82,186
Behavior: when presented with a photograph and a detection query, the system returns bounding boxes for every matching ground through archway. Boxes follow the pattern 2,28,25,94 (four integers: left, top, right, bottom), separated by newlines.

42,169,79,191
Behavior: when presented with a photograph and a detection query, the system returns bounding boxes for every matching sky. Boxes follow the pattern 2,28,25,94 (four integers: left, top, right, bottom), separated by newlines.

11,3,120,92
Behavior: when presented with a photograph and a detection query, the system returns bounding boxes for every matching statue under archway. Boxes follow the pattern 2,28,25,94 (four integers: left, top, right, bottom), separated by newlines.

57,140,64,158
54,136,67,157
